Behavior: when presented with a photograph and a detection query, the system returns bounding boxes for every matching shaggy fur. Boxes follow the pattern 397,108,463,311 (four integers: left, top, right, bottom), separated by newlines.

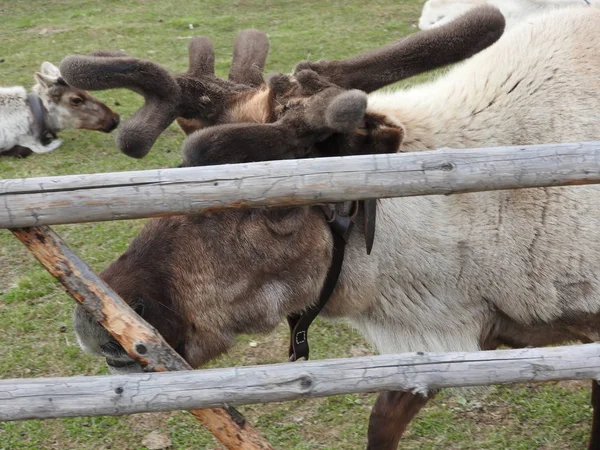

0,86,61,155
0,62,119,157
419,0,597,30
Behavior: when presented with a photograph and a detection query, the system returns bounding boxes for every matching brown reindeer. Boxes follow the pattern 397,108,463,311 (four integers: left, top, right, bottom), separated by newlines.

69,6,600,449
0,62,119,158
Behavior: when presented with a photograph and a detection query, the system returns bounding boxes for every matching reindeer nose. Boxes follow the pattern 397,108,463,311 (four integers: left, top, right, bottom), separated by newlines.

104,115,120,132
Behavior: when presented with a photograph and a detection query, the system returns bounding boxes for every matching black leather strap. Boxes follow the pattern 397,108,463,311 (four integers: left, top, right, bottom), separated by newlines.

287,210,353,362
27,93,56,145
286,199,378,362
363,199,377,255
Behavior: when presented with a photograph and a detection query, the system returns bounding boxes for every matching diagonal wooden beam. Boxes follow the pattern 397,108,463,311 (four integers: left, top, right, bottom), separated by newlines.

11,225,273,450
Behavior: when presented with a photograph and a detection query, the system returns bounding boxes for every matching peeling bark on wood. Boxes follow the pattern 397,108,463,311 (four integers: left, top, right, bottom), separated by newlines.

10,226,273,450
1,141,599,228
3,343,600,421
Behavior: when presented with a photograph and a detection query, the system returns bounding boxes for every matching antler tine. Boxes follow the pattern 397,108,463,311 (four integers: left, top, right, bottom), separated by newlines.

187,36,216,78
294,5,505,93
60,54,181,158
228,29,270,87
116,101,179,158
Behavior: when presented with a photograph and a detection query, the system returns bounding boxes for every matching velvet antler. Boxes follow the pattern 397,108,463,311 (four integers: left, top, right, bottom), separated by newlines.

182,70,370,167
60,30,270,158
294,5,505,93
229,29,270,87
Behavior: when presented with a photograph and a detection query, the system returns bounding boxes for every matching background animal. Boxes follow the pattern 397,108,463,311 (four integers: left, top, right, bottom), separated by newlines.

0,62,119,158
69,5,600,449
418,0,597,30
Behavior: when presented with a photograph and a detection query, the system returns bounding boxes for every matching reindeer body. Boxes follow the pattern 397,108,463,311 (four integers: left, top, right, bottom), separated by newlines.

333,7,600,355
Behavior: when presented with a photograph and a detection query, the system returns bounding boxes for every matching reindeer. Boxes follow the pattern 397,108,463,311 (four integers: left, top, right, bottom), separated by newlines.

418,0,597,30
67,5,600,449
0,62,120,158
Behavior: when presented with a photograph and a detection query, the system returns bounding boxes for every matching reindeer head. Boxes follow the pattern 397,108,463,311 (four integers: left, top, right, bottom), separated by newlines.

59,30,270,158
32,62,120,133
182,5,505,166
73,6,506,373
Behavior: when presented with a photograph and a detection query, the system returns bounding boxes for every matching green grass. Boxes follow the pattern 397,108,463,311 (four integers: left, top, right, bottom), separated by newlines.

0,0,593,449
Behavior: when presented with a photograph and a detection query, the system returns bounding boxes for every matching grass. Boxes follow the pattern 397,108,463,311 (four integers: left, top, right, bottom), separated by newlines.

0,0,593,448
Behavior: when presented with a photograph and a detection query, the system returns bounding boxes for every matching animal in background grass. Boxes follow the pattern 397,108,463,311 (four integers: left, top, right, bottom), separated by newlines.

66,5,600,450
419,0,597,30
0,62,119,158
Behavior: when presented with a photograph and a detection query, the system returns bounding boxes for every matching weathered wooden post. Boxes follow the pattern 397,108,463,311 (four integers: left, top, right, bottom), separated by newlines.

11,225,273,450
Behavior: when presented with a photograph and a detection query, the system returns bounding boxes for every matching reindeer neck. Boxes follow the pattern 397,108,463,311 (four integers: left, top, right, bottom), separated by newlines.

30,87,60,132
367,75,512,152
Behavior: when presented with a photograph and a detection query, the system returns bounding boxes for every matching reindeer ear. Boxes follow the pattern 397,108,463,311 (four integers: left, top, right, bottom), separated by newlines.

34,72,58,88
40,62,61,77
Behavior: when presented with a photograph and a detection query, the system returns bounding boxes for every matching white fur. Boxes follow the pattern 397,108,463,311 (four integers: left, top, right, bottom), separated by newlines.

419,0,597,30
320,8,600,357
0,86,62,154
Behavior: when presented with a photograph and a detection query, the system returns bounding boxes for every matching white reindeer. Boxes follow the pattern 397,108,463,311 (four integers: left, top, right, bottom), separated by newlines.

419,0,597,30
0,62,119,158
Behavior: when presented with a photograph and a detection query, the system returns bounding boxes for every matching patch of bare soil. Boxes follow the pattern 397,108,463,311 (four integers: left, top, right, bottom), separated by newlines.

25,26,71,35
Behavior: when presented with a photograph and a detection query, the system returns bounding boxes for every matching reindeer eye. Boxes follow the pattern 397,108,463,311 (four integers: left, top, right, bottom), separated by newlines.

282,104,290,112
70,97,84,106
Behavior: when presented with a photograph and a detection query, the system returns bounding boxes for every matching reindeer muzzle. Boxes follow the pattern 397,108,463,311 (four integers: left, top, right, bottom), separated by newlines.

101,114,120,133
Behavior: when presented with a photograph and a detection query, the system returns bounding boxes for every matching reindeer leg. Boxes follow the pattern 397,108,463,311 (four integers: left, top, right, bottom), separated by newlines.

589,381,600,450
367,390,433,450
1,145,34,158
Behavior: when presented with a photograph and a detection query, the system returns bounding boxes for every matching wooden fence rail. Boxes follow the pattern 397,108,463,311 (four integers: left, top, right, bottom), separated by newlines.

1,141,599,228
3,343,600,421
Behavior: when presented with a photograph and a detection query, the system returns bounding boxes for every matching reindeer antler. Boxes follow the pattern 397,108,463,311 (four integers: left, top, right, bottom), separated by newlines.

59,30,270,158
294,5,505,93
229,29,270,87
182,71,370,167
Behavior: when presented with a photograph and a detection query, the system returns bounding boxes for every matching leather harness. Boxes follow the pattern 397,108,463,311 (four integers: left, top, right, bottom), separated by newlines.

27,92,56,146
286,199,376,362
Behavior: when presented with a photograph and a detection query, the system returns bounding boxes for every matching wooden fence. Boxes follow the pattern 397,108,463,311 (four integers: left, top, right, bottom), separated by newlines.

2,141,600,449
